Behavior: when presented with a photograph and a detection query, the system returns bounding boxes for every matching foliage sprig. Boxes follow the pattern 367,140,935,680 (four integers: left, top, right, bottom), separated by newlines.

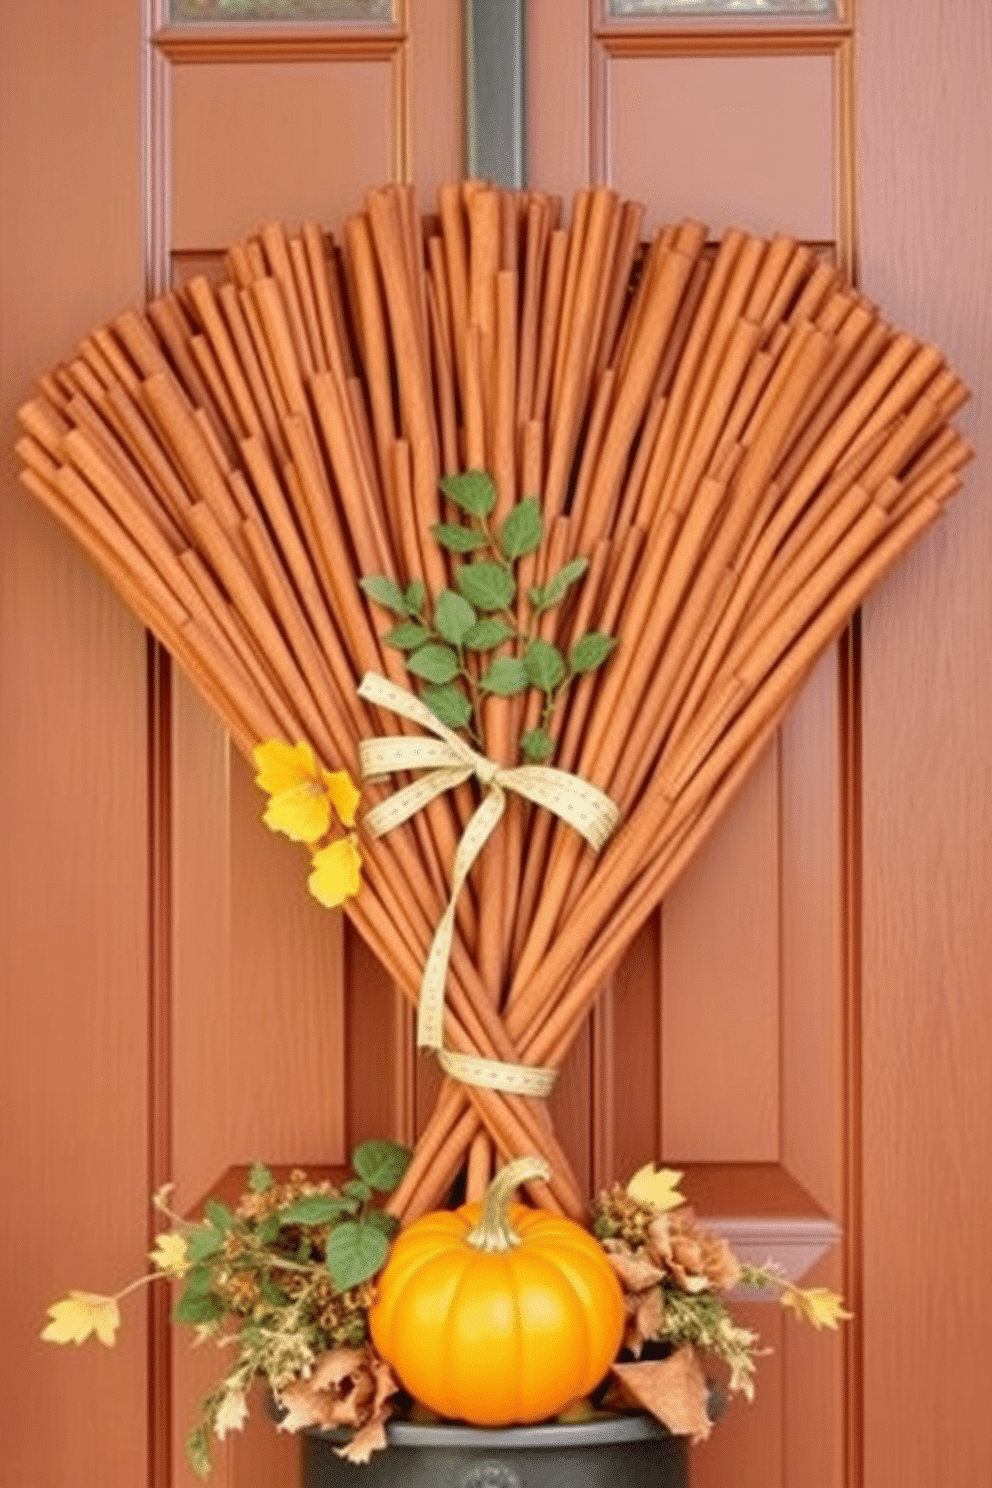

360,470,615,763
42,1141,412,1477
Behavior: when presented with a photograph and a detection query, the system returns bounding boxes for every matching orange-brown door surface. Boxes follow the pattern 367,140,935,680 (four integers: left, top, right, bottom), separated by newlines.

2,2,990,1487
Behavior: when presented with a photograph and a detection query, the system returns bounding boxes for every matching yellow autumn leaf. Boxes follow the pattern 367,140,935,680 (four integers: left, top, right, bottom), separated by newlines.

781,1286,852,1330
149,1231,189,1279
626,1163,686,1212
41,1292,121,1347
253,740,320,797
309,835,363,909
263,782,333,843
253,741,361,844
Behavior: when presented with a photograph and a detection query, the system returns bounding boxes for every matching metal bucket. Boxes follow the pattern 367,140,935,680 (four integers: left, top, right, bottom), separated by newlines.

301,1414,690,1488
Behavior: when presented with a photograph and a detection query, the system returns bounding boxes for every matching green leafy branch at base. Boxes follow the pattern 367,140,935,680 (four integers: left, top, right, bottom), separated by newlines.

41,1141,412,1477
360,470,615,762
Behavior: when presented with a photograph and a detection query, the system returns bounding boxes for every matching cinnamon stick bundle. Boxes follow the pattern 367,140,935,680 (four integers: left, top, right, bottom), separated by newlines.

18,183,971,1223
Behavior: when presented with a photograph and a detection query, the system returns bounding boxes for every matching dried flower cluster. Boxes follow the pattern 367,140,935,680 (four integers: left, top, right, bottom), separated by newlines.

590,1166,849,1436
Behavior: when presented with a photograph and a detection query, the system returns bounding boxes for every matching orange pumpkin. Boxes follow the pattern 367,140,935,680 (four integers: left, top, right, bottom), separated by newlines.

368,1156,625,1426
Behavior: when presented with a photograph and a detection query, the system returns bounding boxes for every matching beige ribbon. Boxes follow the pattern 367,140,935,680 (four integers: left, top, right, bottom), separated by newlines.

357,672,620,1097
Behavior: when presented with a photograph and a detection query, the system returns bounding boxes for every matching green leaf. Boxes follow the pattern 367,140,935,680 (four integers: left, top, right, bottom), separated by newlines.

248,1161,273,1193
421,684,472,731
457,562,515,613
353,1139,412,1193
569,631,617,673
185,1424,213,1480
406,643,460,685
364,1209,401,1239
185,1226,224,1264
434,589,477,646
326,1221,390,1291
439,469,498,518
499,497,543,560
184,1263,216,1296
524,638,566,692
279,1194,350,1226
431,523,490,554
384,621,432,651
404,579,426,615
520,728,555,762
259,1274,290,1308
205,1199,234,1233
480,656,528,696
533,557,589,612
343,1178,372,1204
173,1288,225,1327
359,575,408,615
256,1215,281,1246
463,617,516,651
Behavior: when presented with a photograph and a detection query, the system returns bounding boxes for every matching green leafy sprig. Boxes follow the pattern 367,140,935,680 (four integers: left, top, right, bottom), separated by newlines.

360,470,615,762
168,1141,410,1475
169,1141,410,1335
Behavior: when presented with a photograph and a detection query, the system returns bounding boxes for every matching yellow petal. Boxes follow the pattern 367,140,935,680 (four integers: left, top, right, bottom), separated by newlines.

781,1286,852,1330
324,769,361,829
149,1231,189,1279
263,782,331,843
308,836,362,909
253,740,318,796
41,1292,121,1347
627,1163,686,1212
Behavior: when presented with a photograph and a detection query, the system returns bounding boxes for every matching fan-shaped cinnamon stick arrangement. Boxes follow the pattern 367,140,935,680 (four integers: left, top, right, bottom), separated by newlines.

17,183,972,1223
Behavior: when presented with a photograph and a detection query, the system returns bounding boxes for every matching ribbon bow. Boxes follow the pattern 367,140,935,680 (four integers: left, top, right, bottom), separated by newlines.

357,672,621,1097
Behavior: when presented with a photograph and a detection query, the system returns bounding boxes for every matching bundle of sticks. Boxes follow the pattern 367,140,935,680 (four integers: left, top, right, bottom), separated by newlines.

16,182,971,1224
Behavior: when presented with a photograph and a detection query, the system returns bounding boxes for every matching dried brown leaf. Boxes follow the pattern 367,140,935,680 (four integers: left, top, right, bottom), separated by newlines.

310,1347,368,1391
335,1410,390,1464
603,1242,665,1293
277,1347,396,1434
624,1285,665,1357
611,1346,712,1442
276,1380,343,1434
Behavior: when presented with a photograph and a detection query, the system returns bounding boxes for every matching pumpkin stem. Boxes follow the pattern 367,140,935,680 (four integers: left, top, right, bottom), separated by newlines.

465,1156,551,1253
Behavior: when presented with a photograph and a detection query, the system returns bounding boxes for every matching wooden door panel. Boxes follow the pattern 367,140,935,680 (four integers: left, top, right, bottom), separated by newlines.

780,650,844,1217
160,7,461,1485
529,3,851,1482
662,736,782,1162
601,51,836,240
858,4,992,1484
172,59,400,246
0,4,150,1487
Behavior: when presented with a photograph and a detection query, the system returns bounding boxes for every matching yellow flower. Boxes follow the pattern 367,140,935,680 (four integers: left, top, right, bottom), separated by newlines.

41,1292,121,1347
254,741,360,843
626,1163,686,1213
149,1231,189,1279
781,1286,852,1330
309,836,363,909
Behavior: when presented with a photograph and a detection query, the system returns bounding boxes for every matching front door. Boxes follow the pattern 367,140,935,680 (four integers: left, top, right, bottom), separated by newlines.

2,3,989,1486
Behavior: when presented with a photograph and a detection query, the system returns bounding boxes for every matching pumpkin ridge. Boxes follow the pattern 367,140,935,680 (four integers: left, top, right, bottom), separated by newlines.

438,1249,477,1421
509,1247,590,1417
550,1251,593,1386
508,1251,523,1425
